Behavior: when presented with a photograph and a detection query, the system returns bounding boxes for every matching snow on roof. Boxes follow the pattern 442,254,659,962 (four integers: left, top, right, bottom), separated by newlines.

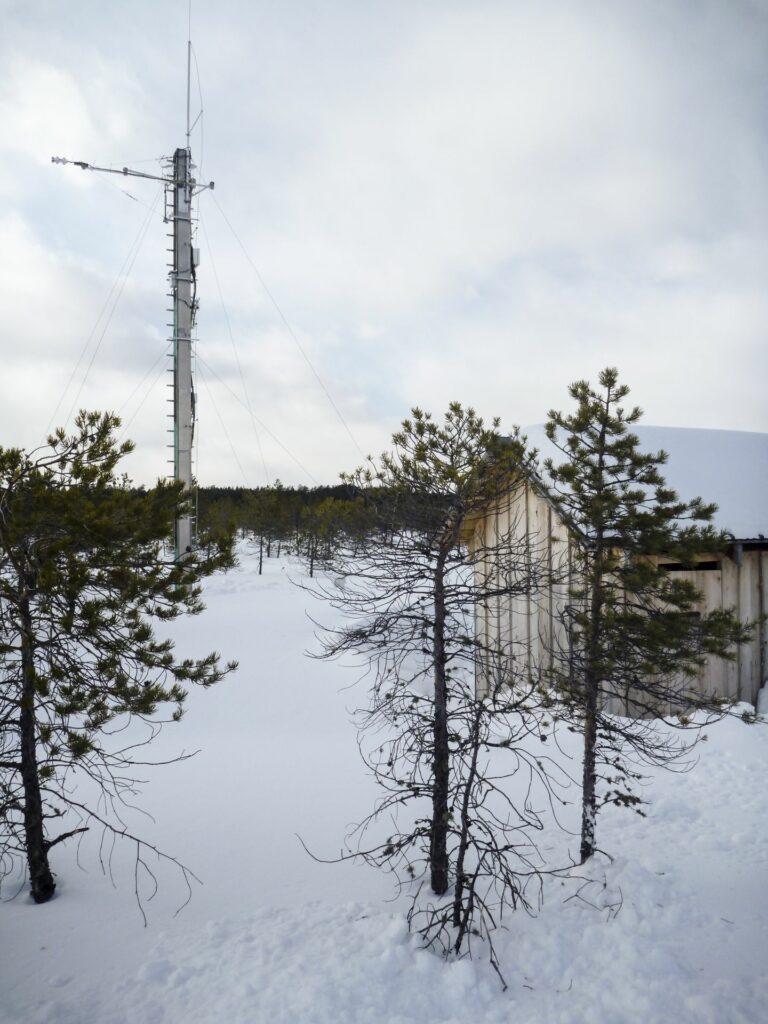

522,424,768,541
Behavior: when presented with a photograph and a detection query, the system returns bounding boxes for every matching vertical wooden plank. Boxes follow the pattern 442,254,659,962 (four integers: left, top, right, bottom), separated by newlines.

759,550,766,692
502,490,514,683
531,489,542,672
529,487,538,673
507,490,514,681
477,506,493,697
473,514,485,696
509,487,526,672
707,568,726,698
555,511,571,680
498,497,505,683
547,502,554,679
567,533,574,686
737,552,753,704
524,483,532,677
720,559,739,701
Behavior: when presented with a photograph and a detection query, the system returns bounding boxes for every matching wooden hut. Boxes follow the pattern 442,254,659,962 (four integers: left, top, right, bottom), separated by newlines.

465,426,768,708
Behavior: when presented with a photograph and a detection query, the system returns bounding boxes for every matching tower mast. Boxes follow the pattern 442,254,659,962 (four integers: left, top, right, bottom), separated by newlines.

170,144,195,556
169,32,196,556
52,36,212,559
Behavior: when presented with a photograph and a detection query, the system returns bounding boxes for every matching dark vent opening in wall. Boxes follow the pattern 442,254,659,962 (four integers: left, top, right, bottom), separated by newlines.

660,561,721,572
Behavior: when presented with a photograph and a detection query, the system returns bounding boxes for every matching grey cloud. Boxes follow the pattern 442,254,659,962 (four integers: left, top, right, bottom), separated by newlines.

0,0,766,485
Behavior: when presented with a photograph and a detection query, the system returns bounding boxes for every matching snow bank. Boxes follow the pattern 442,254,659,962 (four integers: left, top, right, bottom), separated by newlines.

17,856,768,1024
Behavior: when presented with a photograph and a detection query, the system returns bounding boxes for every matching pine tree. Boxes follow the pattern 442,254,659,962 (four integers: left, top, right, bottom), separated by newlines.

544,368,751,862
307,404,561,977
0,412,236,904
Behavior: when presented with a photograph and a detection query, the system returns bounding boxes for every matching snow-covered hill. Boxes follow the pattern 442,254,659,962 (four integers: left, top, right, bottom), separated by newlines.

2,550,767,1024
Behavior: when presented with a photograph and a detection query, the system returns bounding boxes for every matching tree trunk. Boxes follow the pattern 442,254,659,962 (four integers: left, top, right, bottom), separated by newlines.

258,534,263,576
579,419,608,864
19,586,56,903
580,547,604,863
430,550,450,895
579,678,598,862
453,702,482,940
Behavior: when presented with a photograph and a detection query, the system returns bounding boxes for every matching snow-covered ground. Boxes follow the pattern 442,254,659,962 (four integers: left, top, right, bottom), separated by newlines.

2,548,767,1024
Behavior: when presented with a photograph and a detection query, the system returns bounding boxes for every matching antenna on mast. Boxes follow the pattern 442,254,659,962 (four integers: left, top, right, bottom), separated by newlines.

186,3,192,148
52,15,213,560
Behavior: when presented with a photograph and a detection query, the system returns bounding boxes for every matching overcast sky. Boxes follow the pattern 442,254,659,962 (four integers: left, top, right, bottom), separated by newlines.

1,0,766,487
